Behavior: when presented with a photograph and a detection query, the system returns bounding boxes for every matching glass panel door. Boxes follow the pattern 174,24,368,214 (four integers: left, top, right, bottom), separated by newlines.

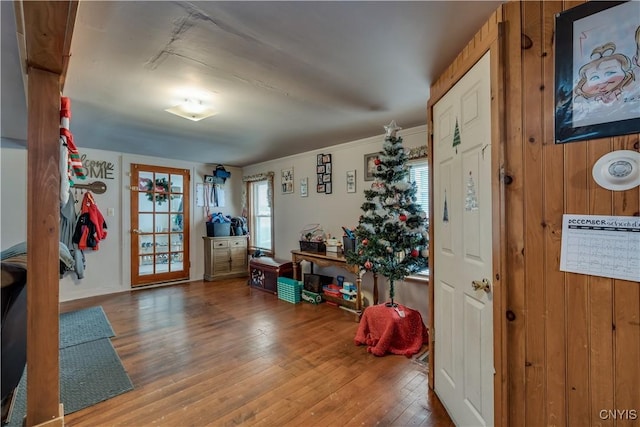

131,164,190,287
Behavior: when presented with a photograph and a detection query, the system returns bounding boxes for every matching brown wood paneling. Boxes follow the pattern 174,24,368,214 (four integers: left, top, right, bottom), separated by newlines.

612,134,640,427
502,1,639,425
521,2,546,425
489,33,509,427
428,8,501,106
502,2,526,426
540,2,567,425
586,138,615,427
26,66,62,426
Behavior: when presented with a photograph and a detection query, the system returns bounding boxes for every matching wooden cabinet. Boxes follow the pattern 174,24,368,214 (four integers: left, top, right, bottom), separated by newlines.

248,257,293,294
203,236,248,281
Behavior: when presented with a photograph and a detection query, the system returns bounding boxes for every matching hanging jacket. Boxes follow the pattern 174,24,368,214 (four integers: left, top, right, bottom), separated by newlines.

73,192,107,250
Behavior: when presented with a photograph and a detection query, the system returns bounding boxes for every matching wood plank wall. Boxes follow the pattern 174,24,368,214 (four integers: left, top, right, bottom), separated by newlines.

502,1,640,426
430,1,639,425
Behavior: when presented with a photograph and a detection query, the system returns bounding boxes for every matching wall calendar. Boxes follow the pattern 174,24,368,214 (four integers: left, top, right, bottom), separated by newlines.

560,214,639,282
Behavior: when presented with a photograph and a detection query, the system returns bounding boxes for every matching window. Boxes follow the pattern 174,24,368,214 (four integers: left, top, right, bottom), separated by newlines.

244,173,274,254
409,161,429,219
408,160,429,278
251,180,272,250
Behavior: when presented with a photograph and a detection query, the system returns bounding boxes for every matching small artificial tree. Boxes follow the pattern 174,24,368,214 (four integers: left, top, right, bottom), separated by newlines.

346,121,429,307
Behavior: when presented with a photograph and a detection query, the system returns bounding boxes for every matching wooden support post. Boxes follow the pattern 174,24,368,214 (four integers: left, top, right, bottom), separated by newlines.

26,66,62,427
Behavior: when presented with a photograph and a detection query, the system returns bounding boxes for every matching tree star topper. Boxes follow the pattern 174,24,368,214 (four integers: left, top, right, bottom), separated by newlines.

384,120,402,138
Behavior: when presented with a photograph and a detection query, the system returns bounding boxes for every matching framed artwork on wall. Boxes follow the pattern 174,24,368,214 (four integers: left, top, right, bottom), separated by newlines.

346,170,356,193
281,167,294,194
316,153,332,193
300,177,308,197
554,0,640,143
364,152,380,181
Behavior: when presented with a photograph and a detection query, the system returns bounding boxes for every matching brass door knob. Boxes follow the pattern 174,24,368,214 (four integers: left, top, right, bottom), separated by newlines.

471,278,491,293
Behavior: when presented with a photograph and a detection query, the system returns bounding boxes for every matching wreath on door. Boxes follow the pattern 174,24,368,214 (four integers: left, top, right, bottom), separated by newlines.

141,177,171,205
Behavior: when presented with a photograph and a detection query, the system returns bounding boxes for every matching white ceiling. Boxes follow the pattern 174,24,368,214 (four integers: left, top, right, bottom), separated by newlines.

1,1,502,167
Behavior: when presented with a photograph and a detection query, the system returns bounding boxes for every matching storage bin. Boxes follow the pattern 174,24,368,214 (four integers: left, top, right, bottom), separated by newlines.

322,284,341,298
304,273,333,293
277,277,303,304
206,222,231,237
299,241,326,252
249,257,293,294
342,236,358,254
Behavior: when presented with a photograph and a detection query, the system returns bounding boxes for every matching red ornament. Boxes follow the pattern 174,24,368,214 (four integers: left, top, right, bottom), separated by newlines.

362,238,369,246
411,249,419,257
399,214,407,222
374,158,381,165
364,260,373,270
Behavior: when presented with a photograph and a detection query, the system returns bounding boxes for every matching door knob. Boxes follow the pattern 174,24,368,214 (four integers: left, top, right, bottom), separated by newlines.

471,278,491,293
132,229,141,234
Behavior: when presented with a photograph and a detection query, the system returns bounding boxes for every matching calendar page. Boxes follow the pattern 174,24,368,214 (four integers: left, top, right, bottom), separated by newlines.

560,214,640,282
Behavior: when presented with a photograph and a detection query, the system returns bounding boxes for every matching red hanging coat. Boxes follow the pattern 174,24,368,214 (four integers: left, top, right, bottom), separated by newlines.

73,192,107,250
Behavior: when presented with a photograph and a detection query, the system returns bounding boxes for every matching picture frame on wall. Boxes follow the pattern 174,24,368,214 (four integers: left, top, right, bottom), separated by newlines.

346,170,356,193
300,177,308,197
316,152,332,193
281,167,294,194
364,152,380,181
554,1,640,144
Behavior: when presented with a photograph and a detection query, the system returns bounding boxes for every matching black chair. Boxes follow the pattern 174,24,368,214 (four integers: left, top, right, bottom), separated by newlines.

1,261,27,404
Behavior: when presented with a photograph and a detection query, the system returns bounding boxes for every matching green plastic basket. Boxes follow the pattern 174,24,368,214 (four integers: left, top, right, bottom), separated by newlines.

277,277,303,304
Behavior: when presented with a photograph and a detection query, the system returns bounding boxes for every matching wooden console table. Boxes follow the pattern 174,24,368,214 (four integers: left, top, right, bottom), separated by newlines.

291,250,379,321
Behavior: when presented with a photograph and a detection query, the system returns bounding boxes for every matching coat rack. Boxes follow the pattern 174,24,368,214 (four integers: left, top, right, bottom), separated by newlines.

72,181,107,194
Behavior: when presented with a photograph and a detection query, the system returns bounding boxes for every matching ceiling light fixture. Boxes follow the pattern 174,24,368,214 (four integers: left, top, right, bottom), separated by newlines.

165,98,218,122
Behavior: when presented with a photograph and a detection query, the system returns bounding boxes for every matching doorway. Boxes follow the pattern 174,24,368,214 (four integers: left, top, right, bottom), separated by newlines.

130,164,190,287
432,52,494,425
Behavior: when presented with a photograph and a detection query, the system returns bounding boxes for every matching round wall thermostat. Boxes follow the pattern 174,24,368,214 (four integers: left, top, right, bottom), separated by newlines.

592,150,640,191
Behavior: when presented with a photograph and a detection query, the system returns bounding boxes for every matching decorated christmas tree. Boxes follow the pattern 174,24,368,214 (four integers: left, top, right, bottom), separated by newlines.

346,121,429,306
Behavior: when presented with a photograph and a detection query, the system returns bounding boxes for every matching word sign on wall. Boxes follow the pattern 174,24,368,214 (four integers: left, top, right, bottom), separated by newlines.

81,154,115,179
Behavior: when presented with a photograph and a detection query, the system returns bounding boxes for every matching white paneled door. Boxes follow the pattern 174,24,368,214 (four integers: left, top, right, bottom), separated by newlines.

433,51,494,426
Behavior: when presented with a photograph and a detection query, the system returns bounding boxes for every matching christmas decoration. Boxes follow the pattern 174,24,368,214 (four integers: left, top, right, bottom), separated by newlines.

443,190,449,223
141,177,171,205
346,121,429,307
465,171,479,211
453,118,461,154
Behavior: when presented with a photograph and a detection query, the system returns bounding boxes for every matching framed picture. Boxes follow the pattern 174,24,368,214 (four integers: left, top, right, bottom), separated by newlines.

281,167,294,194
346,170,356,193
204,174,215,183
364,152,380,181
316,152,332,193
554,1,640,144
300,177,308,197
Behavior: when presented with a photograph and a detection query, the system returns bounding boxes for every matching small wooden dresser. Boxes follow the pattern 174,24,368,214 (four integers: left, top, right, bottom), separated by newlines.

203,236,248,281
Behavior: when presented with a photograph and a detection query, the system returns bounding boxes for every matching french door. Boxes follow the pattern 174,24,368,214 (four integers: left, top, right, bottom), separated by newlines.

130,164,190,287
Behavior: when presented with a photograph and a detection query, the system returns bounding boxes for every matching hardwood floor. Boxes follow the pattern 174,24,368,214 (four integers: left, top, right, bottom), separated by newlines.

59,279,453,426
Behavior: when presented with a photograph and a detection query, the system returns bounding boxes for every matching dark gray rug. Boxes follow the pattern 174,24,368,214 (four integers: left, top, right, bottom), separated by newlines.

59,306,115,349
5,309,133,426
